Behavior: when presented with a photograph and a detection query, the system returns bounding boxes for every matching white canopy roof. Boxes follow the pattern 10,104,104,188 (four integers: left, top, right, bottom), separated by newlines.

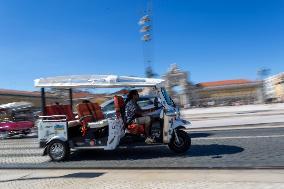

34,75,164,88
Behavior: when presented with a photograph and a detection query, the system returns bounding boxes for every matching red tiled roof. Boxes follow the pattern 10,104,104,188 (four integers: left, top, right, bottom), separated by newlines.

197,79,253,87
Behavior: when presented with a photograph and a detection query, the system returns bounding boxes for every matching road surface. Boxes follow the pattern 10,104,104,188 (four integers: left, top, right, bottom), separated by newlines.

1,126,284,168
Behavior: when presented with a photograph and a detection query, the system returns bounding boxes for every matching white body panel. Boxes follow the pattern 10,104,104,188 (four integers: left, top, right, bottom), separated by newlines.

172,118,191,130
163,114,171,143
38,116,125,150
104,118,125,150
38,119,68,143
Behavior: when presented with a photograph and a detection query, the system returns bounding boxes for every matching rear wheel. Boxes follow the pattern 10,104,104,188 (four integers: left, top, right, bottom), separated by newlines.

47,139,70,161
168,130,191,154
22,129,31,135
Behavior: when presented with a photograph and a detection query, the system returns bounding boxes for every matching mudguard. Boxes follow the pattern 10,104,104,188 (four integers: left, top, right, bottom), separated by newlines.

172,118,191,130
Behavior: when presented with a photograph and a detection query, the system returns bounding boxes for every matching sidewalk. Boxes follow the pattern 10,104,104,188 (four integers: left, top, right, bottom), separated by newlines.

181,104,284,130
182,103,284,115
0,169,284,189
188,114,284,130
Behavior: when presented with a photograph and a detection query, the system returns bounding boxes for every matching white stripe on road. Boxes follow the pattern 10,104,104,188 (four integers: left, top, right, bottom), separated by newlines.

195,134,284,140
185,124,284,132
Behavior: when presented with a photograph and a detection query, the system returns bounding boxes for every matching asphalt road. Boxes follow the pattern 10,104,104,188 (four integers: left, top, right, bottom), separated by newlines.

1,127,284,168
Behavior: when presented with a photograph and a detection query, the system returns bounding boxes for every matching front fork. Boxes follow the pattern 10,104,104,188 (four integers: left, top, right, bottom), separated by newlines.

173,129,181,144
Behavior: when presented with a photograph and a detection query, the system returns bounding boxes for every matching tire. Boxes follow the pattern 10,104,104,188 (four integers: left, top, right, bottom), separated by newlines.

168,130,191,154
0,131,9,140
47,139,70,161
23,129,31,135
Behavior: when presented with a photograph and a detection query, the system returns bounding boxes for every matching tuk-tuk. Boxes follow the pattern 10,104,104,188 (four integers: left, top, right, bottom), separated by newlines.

0,102,34,139
34,75,191,161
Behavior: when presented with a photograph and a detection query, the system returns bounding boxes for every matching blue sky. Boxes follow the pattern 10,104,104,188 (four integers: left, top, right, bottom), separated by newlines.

0,0,284,91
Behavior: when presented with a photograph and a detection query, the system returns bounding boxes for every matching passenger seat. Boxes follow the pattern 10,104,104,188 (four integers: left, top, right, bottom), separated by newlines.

76,102,107,129
45,104,80,128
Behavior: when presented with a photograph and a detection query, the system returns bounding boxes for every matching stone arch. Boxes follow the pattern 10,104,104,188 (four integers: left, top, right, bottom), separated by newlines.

163,64,196,107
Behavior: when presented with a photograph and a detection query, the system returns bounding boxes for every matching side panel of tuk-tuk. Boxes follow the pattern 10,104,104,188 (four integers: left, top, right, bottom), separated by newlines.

163,114,175,144
37,118,68,147
104,118,124,150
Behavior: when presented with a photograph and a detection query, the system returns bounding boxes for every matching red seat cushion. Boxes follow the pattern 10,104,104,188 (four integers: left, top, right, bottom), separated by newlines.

90,103,105,120
62,105,75,121
76,102,105,124
76,103,94,125
114,95,125,118
76,102,105,136
127,123,145,135
45,105,64,116
45,104,74,121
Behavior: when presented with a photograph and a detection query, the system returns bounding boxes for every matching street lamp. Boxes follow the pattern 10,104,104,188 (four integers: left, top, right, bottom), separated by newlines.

138,0,157,78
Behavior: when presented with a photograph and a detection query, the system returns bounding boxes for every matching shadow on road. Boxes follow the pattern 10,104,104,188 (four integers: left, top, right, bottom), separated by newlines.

189,132,212,138
68,144,244,161
0,172,104,183
2,135,38,140
189,144,244,157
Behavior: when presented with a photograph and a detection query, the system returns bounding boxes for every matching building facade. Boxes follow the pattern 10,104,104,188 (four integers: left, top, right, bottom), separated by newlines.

193,80,262,107
162,65,262,108
264,72,284,102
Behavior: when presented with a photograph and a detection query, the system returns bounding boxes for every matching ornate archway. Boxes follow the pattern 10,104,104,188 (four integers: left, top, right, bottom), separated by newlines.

163,64,196,107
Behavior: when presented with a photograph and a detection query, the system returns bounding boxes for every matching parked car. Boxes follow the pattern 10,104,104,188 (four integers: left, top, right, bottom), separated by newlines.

0,102,34,139
101,95,162,119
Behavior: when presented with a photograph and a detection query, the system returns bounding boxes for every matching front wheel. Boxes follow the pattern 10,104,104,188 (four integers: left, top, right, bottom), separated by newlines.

47,139,70,161
168,130,191,154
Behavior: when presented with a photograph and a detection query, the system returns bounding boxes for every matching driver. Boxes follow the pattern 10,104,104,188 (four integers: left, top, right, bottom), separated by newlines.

125,90,155,144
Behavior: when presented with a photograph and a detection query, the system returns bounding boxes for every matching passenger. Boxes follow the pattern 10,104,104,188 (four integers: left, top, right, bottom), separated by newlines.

125,90,155,144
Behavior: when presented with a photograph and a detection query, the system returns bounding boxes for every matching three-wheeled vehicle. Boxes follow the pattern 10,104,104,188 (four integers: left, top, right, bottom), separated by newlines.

0,102,34,139
35,75,191,161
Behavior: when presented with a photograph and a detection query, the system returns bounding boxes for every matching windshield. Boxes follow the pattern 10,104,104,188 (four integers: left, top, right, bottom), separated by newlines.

0,109,34,122
12,109,34,122
102,97,155,113
137,98,154,108
161,88,175,107
101,101,115,112
0,110,11,122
